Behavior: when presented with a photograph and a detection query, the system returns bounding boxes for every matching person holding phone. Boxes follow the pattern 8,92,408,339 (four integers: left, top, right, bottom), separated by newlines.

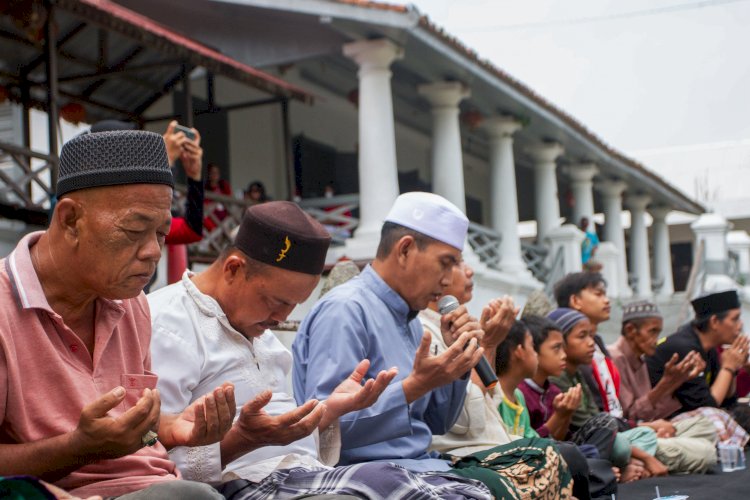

162,121,204,245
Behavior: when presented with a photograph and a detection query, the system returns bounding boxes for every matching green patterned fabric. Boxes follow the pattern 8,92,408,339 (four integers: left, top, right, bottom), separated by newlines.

447,438,574,499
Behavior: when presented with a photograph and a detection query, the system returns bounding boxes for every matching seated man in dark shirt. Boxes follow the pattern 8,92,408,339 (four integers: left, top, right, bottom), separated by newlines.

647,290,748,414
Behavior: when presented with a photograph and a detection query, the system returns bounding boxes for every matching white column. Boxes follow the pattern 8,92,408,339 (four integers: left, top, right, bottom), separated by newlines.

528,142,564,243
596,242,621,294
649,206,675,297
691,213,734,293
596,179,631,298
546,224,585,275
483,116,528,276
626,193,652,297
564,162,599,225
418,81,470,212
691,213,731,273
343,39,403,256
728,230,750,285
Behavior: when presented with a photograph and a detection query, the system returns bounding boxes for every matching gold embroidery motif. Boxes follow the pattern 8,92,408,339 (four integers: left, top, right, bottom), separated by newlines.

276,236,291,262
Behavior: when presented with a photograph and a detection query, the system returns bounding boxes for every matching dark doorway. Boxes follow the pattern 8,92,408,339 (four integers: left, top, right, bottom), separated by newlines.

671,242,693,292
172,92,230,186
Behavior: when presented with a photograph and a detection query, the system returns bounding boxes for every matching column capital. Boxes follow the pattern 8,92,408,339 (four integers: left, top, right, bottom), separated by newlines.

728,230,750,248
596,179,628,198
527,141,564,164
483,115,522,139
343,38,403,71
690,212,730,232
563,162,599,182
418,81,470,108
648,205,672,221
625,193,651,211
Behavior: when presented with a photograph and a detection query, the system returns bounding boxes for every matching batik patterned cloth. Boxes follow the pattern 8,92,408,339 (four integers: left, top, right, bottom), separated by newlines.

448,438,574,500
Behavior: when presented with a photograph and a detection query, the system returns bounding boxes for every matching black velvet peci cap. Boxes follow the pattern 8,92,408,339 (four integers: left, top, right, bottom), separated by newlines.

234,201,331,275
691,290,741,318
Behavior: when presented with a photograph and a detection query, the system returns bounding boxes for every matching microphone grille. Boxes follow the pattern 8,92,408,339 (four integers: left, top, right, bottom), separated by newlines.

438,295,459,315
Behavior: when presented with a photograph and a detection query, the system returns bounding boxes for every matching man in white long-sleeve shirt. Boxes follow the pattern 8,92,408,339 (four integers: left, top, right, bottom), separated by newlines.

148,201,491,499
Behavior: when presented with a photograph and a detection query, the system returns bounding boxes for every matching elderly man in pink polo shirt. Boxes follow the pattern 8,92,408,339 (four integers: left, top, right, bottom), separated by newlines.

0,130,234,499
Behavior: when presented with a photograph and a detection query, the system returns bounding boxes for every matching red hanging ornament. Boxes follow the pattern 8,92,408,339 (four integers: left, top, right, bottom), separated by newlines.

460,109,483,130
60,102,86,125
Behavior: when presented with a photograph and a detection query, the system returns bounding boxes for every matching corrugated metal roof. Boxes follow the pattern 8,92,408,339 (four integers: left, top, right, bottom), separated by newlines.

0,0,314,124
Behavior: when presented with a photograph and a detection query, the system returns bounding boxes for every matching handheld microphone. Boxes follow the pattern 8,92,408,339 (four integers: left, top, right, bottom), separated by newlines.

437,295,499,389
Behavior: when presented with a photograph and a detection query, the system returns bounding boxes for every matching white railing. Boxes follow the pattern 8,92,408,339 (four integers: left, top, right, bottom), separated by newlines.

298,194,360,245
0,140,56,210
521,242,550,282
188,190,563,290
187,192,363,257
543,246,566,298
467,222,502,269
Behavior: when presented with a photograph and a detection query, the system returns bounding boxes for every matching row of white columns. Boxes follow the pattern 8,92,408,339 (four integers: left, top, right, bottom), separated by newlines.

342,38,675,297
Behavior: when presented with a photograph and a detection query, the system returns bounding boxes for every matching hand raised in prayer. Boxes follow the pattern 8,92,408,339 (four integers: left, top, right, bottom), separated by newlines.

439,305,484,347
722,335,750,371
71,386,161,460
220,390,326,466
402,330,484,404
159,382,236,449
480,296,519,350
690,352,706,378
552,384,582,416
319,359,398,430
662,351,702,388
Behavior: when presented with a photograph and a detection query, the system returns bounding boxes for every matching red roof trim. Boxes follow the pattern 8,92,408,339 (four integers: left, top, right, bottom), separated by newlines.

57,0,314,103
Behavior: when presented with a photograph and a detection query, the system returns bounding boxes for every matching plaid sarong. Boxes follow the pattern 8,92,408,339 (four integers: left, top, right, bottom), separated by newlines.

218,462,491,499
671,407,750,447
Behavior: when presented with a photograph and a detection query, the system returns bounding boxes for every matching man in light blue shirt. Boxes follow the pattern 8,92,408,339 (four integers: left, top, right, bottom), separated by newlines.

293,192,486,473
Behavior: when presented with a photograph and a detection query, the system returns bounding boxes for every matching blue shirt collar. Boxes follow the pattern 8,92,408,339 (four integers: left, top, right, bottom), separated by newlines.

360,265,419,322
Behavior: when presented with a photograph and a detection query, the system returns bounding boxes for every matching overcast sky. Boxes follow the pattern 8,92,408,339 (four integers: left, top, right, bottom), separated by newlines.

406,0,750,153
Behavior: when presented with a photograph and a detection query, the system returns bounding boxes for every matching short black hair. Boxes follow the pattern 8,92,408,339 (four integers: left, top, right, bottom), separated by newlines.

375,221,436,259
523,315,563,352
691,311,730,333
495,320,531,375
553,272,607,307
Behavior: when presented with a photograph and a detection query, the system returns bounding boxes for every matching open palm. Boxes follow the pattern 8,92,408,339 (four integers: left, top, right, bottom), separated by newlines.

321,359,398,429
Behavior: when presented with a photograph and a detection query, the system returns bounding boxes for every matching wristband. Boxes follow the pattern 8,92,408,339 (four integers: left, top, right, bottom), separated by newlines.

722,366,738,376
